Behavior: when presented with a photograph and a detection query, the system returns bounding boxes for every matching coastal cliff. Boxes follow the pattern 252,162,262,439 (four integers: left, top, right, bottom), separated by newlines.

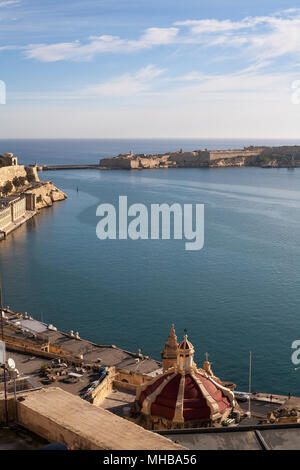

25,181,67,209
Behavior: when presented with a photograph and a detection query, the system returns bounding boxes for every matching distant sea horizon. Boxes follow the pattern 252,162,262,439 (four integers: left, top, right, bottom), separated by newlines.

1,137,300,167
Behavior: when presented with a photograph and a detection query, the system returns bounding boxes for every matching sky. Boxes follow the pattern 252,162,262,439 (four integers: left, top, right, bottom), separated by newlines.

1,0,300,138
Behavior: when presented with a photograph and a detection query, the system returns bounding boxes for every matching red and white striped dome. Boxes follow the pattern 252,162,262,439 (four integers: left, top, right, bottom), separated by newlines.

137,368,234,424
178,336,194,351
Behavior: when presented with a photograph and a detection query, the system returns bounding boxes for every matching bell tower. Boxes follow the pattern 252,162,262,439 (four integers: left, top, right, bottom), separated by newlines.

161,324,178,372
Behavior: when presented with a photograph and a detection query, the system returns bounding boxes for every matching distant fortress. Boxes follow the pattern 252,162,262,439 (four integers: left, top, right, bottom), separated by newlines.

99,146,300,170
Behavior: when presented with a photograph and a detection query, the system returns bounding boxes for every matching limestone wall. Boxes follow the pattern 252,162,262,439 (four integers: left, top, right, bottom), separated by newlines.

169,151,210,167
100,150,210,169
91,368,116,406
0,165,40,194
16,388,185,450
114,369,152,392
25,182,67,209
100,157,132,169
0,165,27,186
209,149,262,161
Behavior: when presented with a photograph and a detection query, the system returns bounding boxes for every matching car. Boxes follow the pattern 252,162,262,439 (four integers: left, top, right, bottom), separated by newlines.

234,391,250,402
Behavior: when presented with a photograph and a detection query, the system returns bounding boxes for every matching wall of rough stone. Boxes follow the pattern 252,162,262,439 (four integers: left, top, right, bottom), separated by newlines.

100,157,132,169
209,149,262,161
169,151,210,167
0,165,40,193
25,166,40,183
0,165,27,186
25,182,67,209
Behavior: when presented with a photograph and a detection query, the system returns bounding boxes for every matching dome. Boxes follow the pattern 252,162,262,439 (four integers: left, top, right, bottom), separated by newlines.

178,336,194,351
137,368,234,425
134,327,237,430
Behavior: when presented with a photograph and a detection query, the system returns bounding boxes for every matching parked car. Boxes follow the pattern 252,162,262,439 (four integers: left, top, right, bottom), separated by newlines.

234,391,250,402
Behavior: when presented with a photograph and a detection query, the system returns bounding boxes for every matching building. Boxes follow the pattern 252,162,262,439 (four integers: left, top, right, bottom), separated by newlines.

0,153,18,166
133,326,238,430
0,194,36,234
161,324,179,372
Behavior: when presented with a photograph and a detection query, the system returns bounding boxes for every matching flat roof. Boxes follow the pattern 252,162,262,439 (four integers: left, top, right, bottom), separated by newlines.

18,387,184,450
160,423,300,451
13,319,48,334
4,309,162,376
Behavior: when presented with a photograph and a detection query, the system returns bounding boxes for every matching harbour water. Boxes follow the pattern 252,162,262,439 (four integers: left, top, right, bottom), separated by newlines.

0,139,300,395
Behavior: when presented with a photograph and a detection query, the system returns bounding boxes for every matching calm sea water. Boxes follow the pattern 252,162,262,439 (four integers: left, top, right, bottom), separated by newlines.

1,139,300,395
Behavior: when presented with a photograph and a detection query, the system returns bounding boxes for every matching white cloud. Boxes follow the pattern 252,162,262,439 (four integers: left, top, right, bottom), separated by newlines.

82,65,165,97
19,9,300,68
0,0,20,7
24,27,179,62
175,13,300,66
140,27,179,45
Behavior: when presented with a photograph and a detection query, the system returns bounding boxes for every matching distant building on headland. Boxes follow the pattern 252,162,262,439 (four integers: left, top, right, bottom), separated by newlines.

0,153,18,167
99,147,263,170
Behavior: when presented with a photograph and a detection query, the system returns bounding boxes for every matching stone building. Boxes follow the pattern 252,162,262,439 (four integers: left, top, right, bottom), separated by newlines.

161,324,178,372
133,326,238,430
0,153,18,166
0,194,36,233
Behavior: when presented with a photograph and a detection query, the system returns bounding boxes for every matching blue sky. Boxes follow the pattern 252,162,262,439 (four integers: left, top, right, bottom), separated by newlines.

1,0,300,138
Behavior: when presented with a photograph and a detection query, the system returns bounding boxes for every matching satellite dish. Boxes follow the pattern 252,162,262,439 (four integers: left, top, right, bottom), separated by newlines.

7,358,15,370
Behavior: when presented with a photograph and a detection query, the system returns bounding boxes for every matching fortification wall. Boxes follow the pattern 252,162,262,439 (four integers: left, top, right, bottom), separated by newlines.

25,182,67,209
101,151,210,169
169,151,210,166
0,165,40,193
209,149,262,161
0,165,27,186
100,157,132,169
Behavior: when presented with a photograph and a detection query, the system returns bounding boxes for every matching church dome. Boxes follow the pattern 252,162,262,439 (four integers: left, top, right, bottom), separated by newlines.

137,368,233,425
135,327,237,429
178,337,194,350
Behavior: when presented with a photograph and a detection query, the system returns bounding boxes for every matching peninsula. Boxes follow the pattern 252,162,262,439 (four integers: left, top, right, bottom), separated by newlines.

98,145,300,170
0,153,67,240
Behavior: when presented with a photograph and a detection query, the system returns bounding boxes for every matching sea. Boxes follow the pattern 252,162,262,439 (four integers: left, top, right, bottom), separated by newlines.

0,138,300,396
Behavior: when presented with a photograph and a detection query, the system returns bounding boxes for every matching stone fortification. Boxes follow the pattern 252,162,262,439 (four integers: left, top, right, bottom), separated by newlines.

25,181,67,209
100,149,210,169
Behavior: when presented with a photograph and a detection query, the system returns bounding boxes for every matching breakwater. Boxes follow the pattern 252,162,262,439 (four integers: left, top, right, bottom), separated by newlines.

41,164,100,171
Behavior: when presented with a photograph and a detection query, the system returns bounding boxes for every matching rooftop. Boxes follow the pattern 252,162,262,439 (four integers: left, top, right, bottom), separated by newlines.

159,422,300,450
17,387,184,450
